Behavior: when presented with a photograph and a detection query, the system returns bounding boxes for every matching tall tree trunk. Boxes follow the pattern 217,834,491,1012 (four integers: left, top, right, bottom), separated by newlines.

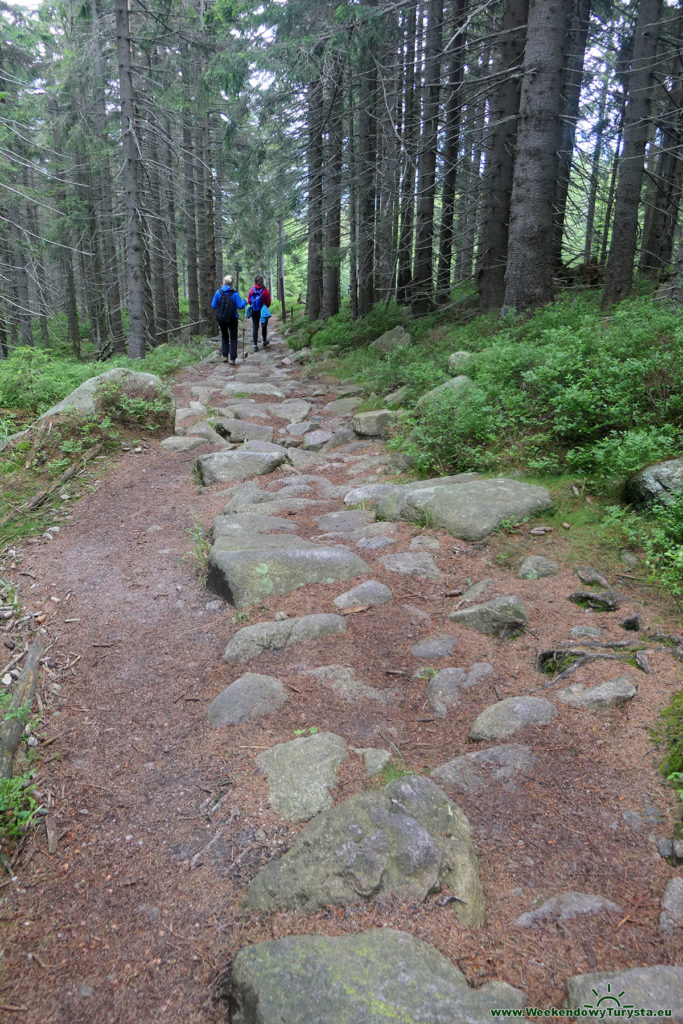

306,75,324,321
459,49,489,282
476,0,528,310
396,3,419,304
358,49,377,317
639,21,683,279
411,0,444,313
10,221,33,347
64,253,80,358
115,0,146,358
277,216,286,322
583,69,610,264
375,12,402,301
147,123,169,345
182,123,200,332
671,233,683,305
163,121,180,332
347,87,359,320
503,0,573,313
552,0,593,268
599,103,624,266
199,116,216,330
321,59,344,319
603,0,663,304
92,0,125,353
436,0,467,303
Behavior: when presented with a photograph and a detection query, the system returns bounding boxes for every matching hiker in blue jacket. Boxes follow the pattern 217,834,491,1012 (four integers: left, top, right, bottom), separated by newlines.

247,275,272,351
211,275,248,365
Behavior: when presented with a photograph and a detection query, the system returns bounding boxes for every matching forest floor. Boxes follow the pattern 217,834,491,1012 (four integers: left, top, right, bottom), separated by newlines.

0,326,681,1023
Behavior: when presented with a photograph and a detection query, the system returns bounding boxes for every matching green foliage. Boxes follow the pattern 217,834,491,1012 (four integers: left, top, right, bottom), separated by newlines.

605,495,683,598
307,294,682,483
566,427,682,480
0,690,38,840
188,513,210,581
0,772,38,839
0,340,207,424
651,691,683,780
95,380,172,430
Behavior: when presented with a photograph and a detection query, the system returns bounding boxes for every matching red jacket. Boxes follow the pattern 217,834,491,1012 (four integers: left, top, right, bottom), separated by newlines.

248,285,272,307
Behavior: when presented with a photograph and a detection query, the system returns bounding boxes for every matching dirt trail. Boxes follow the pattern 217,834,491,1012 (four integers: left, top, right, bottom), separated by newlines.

1,332,681,1023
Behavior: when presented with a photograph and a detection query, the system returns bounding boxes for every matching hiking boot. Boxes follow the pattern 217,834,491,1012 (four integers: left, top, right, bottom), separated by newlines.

253,345,259,352
263,340,270,348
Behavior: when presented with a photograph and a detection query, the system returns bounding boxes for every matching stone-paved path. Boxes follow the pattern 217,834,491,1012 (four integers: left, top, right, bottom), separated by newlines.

2,329,682,1023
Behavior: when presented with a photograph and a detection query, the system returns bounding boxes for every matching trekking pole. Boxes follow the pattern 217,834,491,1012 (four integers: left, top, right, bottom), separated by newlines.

241,314,246,360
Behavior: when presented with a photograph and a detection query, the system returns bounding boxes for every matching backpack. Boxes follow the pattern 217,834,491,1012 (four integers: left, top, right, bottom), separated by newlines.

250,287,263,313
216,287,237,326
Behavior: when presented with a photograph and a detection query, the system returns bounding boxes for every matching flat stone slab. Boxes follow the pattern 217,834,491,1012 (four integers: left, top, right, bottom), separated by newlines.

221,382,284,398
518,555,560,578
344,483,399,506
160,436,207,451
660,877,683,931
243,774,485,928
223,613,346,662
411,634,456,659
469,696,558,741
409,535,441,551
363,476,552,541
195,450,285,484
450,596,528,635
354,747,392,777
222,399,269,420
514,892,621,928
569,625,603,639
379,551,443,580
301,429,332,450
324,396,362,415
213,417,274,443
414,375,472,413
283,420,312,436
315,509,376,534
371,324,412,352
556,674,637,709
207,543,370,608
433,744,535,794
286,448,322,470
356,534,396,550
566,967,683,1022
262,399,312,422
186,422,231,446
333,580,393,609
228,929,525,1024
210,512,298,541
426,663,495,717
256,731,349,821
306,664,389,704
207,673,287,726
351,409,396,437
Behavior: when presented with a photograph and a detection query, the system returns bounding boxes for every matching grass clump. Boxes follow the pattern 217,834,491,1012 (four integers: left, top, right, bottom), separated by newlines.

651,691,683,795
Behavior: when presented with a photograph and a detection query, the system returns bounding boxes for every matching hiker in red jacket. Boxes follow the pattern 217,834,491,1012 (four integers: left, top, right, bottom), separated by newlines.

247,275,272,351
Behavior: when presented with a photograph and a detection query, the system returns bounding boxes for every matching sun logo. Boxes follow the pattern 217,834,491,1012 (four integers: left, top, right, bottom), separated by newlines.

588,984,633,1011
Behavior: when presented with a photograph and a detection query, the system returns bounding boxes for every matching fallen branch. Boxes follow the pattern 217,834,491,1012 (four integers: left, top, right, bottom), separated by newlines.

0,443,103,530
0,638,45,779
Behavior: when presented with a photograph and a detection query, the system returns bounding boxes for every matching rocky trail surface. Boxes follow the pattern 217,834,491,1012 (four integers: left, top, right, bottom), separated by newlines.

2,327,682,1023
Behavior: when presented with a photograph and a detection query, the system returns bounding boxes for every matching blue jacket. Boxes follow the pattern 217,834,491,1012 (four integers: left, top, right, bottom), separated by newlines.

211,285,248,314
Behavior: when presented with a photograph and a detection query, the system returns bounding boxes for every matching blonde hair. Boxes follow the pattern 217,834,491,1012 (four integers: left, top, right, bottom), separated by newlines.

224,275,233,286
